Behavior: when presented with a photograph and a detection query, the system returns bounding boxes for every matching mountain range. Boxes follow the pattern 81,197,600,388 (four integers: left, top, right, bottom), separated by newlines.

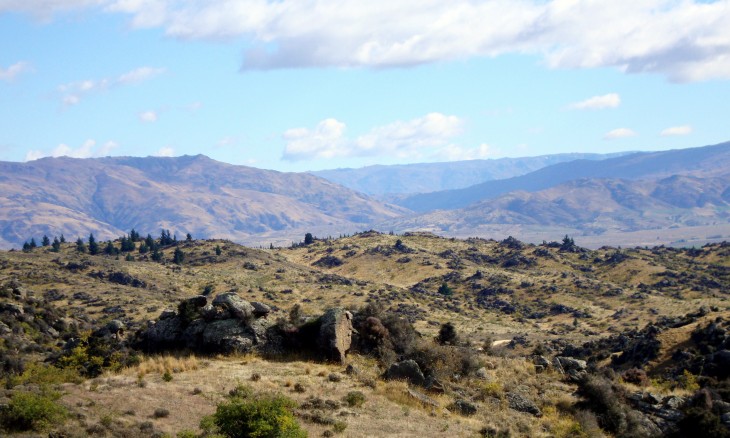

1,141,728,249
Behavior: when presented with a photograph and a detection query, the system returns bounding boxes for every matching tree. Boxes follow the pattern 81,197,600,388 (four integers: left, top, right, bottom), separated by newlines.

88,233,99,255
59,234,66,243
304,233,314,245
215,245,222,256
186,233,192,242
438,282,453,296
76,237,87,253
41,235,50,247
145,234,155,249
51,237,61,252
173,247,185,265
151,247,163,262
129,229,140,242
437,322,459,345
560,235,576,252
22,241,32,252
138,242,149,254
29,238,37,249
104,241,116,255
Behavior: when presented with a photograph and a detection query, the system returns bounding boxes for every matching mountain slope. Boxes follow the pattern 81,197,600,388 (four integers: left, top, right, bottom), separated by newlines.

397,141,730,212
0,155,408,249
311,152,628,195
384,174,730,235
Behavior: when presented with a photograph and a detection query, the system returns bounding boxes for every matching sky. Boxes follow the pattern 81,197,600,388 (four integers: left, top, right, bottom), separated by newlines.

0,0,729,173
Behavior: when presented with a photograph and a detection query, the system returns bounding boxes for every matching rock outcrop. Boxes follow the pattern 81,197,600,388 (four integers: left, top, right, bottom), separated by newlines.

318,308,354,363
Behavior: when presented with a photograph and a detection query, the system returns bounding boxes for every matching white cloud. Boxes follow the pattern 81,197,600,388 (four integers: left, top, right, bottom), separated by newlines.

24,139,118,161
432,143,500,161
604,128,637,140
0,0,104,19
569,93,621,110
154,146,175,157
660,125,692,136
0,61,32,81
58,66,165,105
98,0,730,82
139,110,158,122
282,113,463,161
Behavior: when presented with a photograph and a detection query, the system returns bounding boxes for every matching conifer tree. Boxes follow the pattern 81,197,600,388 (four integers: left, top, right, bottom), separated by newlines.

173,247,185,265
51,237,61,252
42,235,50,246
76,237,87,253
29,237,37,248
59,234,66,243
104,241,115,255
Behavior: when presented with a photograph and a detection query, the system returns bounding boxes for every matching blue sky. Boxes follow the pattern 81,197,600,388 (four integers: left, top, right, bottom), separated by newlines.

0,0,728,172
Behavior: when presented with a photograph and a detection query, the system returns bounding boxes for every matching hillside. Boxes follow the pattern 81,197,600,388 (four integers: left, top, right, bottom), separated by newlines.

311,152,626,195
397,141,730,212
382,174,730,243
1,232,729,436
0,155,407,249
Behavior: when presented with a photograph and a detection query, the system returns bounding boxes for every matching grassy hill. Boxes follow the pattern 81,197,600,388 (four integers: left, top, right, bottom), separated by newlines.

1,232,729,436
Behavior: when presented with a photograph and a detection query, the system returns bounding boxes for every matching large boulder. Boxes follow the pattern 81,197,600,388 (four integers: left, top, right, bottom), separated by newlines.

202,319,255,353
318,308,353,363
143,316,185,349
384,359,426,386
506,392,542,417
251,302,272,318
212,293,255,322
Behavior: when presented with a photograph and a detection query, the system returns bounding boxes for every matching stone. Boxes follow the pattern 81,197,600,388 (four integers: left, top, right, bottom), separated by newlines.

425,376,446,394
384,360,426,387
159,309,177,320
212,293,255,322
251,301,271,318
556,357,587,372
0,321,11,335
535,365,546,374
318,308,353,363
644,392,662,405
662,395,685,410
533,356,551,368
144,316,184,348
722,413,730,426
200,304,230,321
344,364,360,375
449,399,478,416
475,367,489,379
202,319,255,353
0,302,24,316
551,357,565,374
405,388,439,407
506,392,542,417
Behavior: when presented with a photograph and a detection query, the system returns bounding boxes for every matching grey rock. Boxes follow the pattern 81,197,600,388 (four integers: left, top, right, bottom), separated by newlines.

405,388,439,407
248,318,273,344
715,400,730,414
449,399,477,416
202,319,255,353
662,395,685,410
425,376,446,394
551,357,565,374
644,392,662,405
251,301,271,317
0,302,23,316
722,412,730,426
384,360,426,386
535,365,545,374
506,392,542,417
212,293,255,322
533,356,551,368
475,367,489,379
713,350,730,368
159,309,177,320
181,319,207,347
318,308,353,363
0,321,11,335
556,357,587,372
653,408,683,422
200,304,230,321
145,316,184,346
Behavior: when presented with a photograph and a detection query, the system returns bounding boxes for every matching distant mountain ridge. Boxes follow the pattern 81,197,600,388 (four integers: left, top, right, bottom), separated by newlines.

395,141,730,212
0,155,406,249
311,152,629,195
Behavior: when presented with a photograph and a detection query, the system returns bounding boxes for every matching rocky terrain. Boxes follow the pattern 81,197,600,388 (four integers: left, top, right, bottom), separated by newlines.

0,231,729,436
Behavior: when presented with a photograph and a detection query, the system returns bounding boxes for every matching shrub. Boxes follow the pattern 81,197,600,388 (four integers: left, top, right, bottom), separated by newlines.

153,408,170,418
344,391,366,407
162,370,173,382
622,368,649,387
437,322,458,345
0,390,68,432
333,421,347,433
208,394,307,438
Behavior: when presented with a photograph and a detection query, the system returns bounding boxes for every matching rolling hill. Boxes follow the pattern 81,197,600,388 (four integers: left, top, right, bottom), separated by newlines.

0,155,407,249
395,141,730,212
311,152,627,195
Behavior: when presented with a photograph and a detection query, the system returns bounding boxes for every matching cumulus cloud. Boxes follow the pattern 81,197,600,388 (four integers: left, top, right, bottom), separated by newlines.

99,0,730,82
0,61,32,81
282,113,463,161
24,139,118,161
58,66,164,105
604,128,637,140
139,110,158,122
154,146,175,157
432,143,500,161
569,93,621,110
660,125,692,136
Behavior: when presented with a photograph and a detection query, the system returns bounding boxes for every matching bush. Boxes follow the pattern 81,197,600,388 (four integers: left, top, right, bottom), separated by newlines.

344,391,366,407
0,390,68,432
153,408,170,418
208,394,307,438
437,322,458,345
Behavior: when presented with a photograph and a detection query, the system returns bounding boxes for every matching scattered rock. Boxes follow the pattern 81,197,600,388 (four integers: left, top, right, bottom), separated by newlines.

405,388,439,407
318,308,353,363
449,399,477,416
475,367,489,380
251,301,271,318
212,293,255,322
506,392,542,417
384,360,426,386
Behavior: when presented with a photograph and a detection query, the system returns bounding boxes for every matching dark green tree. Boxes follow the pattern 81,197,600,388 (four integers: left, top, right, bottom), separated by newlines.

215,245,222,256
304,233,314,245
145,234,155,249
186,233,192,242
138,242,149,254
59,234,66,243
151,247,163,262
76,237,87,253
22,241,32,252
438,282,453,296
29,238,37,248
88,233,99,255
41,235,50,247
51,237,61,252
173,247,185,265
104,241,116,255
129,229,140,242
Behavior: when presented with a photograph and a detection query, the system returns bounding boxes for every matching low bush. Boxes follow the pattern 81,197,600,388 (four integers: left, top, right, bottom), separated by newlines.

0,390,68,432
344,391,366,407
205,393,306,438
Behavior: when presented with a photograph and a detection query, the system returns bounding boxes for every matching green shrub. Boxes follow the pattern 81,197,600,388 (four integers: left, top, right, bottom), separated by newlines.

162,370,173,382
344,391,366,407
0,390,68,432
210,394,307,438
